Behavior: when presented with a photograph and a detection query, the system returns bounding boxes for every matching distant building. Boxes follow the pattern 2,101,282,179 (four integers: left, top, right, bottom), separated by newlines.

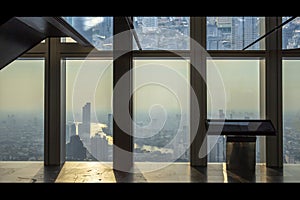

91,133,108,161
173,125,189,162
108,113,113,135
78,103,91,149
208,136,226,162
232,17,260,50
82,102,91,125
66,122,76,143
207,17,262,50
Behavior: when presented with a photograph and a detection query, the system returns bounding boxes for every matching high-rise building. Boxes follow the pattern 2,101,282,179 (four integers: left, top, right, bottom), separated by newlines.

91,133,108,161
173,125,189,162
232,17,260,50
208,136,226,162
78,103,91,150
207,109,226,162
66,122,77,143
108,113,113,136
70,123,76,136
102,113,113,136
66,125,70,144
82,102,91,125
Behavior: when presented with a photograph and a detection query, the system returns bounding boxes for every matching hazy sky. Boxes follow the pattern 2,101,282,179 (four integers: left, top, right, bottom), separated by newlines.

0,60,44,113
133,59,189,114
283,60,300,113
1,58,299,119
66,59,112,122
207,59,261,117
66,59,189,122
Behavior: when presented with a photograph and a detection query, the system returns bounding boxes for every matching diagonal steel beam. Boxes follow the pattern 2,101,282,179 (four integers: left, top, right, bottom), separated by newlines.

124,16,142,51
243,16,297,50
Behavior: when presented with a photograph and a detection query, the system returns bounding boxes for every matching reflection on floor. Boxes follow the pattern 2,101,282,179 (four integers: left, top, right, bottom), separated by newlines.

0,162,300,183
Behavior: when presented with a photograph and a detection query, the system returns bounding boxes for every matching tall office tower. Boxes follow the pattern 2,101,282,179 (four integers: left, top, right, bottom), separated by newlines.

232,17,260,50
108,113,113,136
216,17,232,50
207,17,219,50
91,133,108,161
208,136,226,162
79,103,91,150
66,122,77,144
82,102,91,125
208,108,226,162
173,125,189,162
66,124,70,144
70,123,76,136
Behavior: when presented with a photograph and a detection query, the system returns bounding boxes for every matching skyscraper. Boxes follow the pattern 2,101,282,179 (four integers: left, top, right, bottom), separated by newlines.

78,102,91,150
108,113,113,136
91,133,108,161
232,17,260,50
82,102,91,125
208,136,226,162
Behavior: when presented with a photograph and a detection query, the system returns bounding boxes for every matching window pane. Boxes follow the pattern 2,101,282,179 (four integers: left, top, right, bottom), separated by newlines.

0,59,44,161
282,17,300,49
207,17,265,50
283,59,300,163
66,59,113,161
133,58,190,162
134,17,190,50
207,58,265,163
63,17,113,50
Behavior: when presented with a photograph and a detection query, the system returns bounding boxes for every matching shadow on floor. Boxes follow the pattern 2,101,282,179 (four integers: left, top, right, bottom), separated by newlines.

226,169,256,183
32,165,63,183
190,166,208,182
113,168,147,183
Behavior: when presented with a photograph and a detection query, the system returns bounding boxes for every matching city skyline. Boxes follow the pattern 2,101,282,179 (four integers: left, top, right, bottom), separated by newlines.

1,17,300,163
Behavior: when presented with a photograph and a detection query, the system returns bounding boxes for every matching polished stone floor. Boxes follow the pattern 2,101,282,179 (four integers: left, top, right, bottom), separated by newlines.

0,162,300,183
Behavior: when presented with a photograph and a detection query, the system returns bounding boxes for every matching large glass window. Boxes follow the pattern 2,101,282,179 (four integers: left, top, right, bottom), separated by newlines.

207,17,265,50
63,17,113,50
65,59,113,161
0,59,44,161
282,17,300,49
207,58,265,163
133,17,190,50
283,59,300,163
133,58,190,162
